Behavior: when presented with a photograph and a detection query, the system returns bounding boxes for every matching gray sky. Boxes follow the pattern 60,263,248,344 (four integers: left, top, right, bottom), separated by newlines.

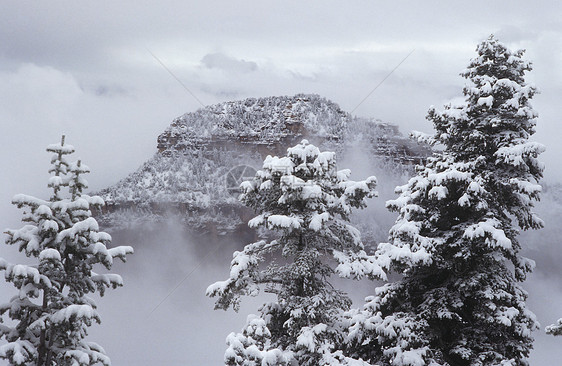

1,1,561,365
1,1,561,193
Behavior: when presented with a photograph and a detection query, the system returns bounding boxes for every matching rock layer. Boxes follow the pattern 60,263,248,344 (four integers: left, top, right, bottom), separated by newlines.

96,94,431,234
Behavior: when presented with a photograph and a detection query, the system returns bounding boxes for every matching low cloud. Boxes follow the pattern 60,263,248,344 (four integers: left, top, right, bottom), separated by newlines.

201,52,258,74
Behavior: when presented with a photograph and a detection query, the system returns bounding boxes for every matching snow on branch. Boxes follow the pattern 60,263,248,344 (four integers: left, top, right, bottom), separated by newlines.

46,142,75,155
267,215,302,230
11,194,48,209
333,250,387,281
91,273,124,289
495,141,545,167
3,263,52,288
107,246,134,262
51,304,100,326
409,131,437,147
463,218,512,250
546,319,562,336
0,340,36,365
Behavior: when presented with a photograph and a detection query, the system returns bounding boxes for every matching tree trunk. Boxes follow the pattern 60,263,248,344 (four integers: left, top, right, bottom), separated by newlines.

36,292,48,366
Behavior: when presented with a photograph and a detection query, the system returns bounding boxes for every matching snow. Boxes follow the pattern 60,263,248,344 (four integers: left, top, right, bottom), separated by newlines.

546,318,562,336
240,180,256,194
321,350,375,366
39,248,61,261
314,151,335,168
495,141,545,166
334,250,387,281
262,349,287,365
260,180,273,190
8,225,40,253
58,217,99,241
92,243,110,259
463,218,512,249
428,185,448,200
441,106,467,120
48,175,64,188
497,307,520,327
516,105,539,119
391,347,429,366
267,215,302,230
224,314,292,365
510,178,541,195
287,139,320,163
309,212,330,231
208,242,264,294
86,195,105,206
392,221,421,237
46,142,75,154
248,214,265,228
64,349,91,365
458,193,471,207
0,341,35,365
337,169,351,182
296,323,327,352
467,181,485,194
91,273,124,287
41,219,59,232
11,194,47,208
505,96,520,109
36,204,52,216
263,155,293,174
107,246,134,259
301,183,322,200
51,304,98,324
480,81,493,94
377,242,432,267
69,197,90,211
343,181,365,196
428,167,470,185
346,224,362,246
9,264,40,284
280,174,305,188
69,160,90,173
94,231,112,242
410,130,436,146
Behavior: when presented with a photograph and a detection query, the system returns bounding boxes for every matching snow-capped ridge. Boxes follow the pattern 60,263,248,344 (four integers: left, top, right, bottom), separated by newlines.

97,94,431,233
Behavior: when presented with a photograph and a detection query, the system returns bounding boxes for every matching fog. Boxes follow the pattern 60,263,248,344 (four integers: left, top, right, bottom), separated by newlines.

86,224,261,365
79,156,407,366
83,164,562,365
1,137,561,365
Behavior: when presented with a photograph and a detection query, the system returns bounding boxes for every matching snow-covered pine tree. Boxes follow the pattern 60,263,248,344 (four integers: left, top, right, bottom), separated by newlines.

207,140,384,365
346,36,544,366
0,136,133,366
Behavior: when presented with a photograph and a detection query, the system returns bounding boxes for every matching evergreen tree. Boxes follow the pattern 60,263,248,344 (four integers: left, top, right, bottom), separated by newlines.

0,136,133,365
347,36,544,366
207,140,384,365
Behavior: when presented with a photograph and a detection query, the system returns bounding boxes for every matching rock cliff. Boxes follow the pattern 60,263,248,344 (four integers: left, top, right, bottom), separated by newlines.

96,94,431,234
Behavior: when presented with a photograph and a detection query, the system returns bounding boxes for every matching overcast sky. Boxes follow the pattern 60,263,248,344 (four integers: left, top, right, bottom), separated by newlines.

1,1,561,191
1,1,561,365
